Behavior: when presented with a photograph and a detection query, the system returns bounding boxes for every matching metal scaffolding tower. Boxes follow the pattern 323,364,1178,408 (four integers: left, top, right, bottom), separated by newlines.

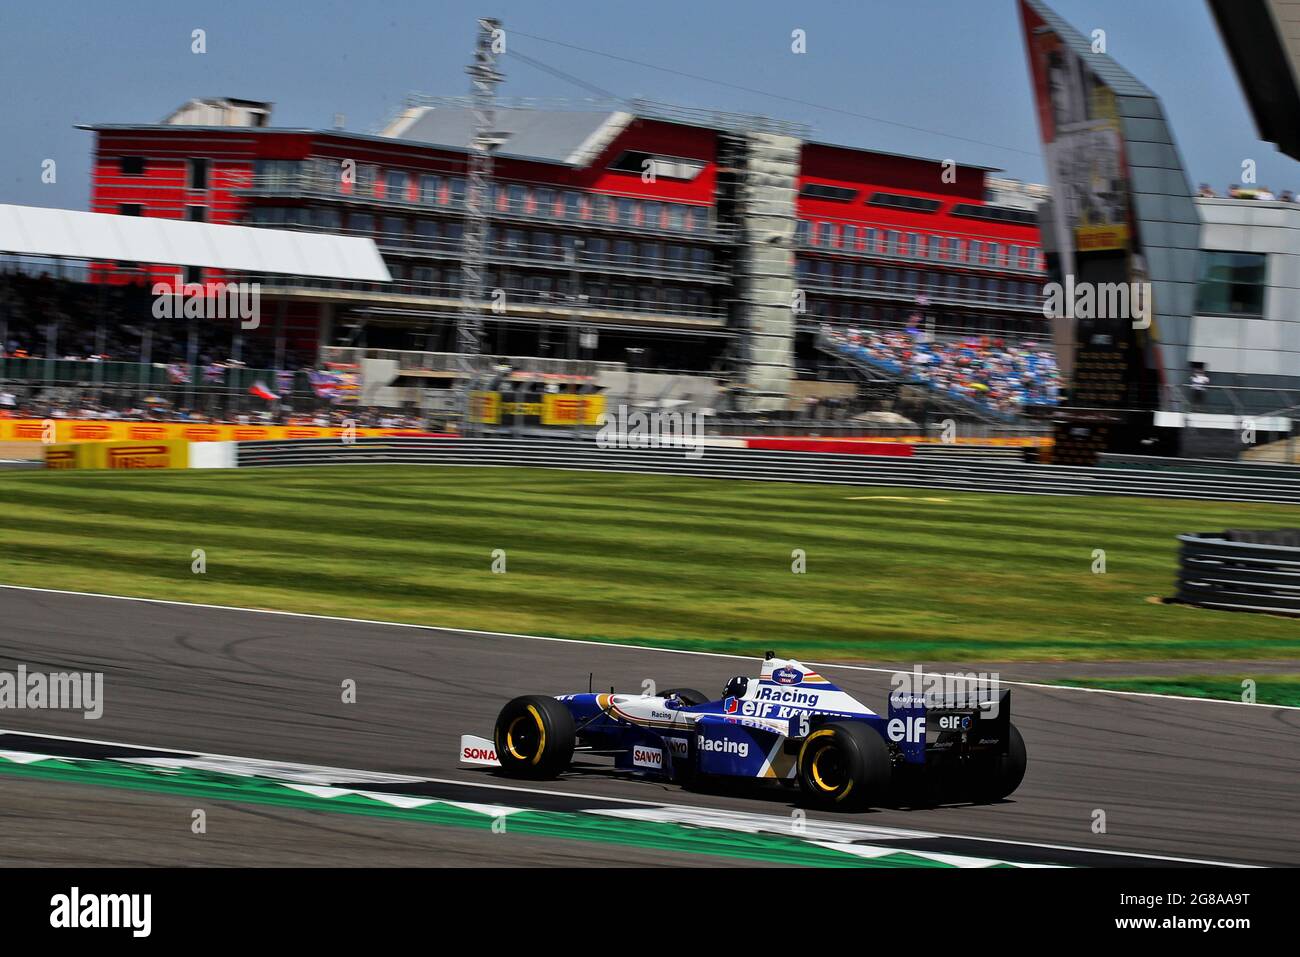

457,17,504,430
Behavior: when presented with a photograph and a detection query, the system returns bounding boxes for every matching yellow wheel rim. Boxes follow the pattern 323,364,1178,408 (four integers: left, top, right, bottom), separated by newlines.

505,705,547,764
810,745,838,791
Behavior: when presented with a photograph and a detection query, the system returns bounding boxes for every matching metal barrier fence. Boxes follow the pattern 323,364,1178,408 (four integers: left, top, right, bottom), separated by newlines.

1176,530,1300,617
233,437,1300,504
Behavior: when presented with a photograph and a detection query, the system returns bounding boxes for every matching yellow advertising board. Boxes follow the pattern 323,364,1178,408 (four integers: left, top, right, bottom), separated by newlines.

469,393,605,426
45,440,190,470
469,391,502,425
2,419,428,444
541,394,605,426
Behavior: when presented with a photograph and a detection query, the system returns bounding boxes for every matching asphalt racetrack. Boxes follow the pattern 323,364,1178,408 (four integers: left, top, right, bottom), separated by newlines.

0,586,1295,867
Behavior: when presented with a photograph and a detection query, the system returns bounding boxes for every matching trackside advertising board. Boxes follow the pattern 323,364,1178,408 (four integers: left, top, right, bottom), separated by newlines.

45,440,190,470
1,419,425,443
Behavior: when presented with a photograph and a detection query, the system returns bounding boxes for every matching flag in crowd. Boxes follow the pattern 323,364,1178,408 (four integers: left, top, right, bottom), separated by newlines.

306,368,343,399
203,363,225,384
165,363,190,384
249,381,279,402
275,370,295,395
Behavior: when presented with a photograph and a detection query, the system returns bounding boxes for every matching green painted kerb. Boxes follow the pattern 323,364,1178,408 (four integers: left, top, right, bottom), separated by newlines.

0,753,989,867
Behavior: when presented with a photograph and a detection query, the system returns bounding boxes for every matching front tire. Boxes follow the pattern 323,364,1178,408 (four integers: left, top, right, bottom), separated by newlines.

797,721,891,811
493,695,575,779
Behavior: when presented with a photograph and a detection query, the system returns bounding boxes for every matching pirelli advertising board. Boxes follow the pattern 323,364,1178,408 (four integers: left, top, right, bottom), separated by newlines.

46,440,190,470
470,392,605,427
1,420,423,444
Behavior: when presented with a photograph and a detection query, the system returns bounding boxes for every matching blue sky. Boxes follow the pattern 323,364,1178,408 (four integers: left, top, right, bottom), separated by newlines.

2,0,1296,210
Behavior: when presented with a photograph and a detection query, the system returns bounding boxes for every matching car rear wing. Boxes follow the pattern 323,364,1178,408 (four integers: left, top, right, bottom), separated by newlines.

887,688,1011,765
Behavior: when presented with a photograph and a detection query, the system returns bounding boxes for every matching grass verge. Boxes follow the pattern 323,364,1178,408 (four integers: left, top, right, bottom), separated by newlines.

0,464,1296,662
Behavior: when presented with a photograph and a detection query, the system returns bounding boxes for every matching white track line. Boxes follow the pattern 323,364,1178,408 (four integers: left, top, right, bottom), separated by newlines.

0,726,1253,868
1,582,1296,711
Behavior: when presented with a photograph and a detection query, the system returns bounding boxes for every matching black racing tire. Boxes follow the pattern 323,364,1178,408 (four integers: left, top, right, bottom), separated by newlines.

661,687,709,707
797,721,892,811
972,723,1027,803
493,695,575,779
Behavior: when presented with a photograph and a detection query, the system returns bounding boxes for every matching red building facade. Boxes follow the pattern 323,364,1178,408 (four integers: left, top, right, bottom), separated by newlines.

84,99,1046,379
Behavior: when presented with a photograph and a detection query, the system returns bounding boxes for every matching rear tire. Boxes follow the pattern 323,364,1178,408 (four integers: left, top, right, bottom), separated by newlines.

493,695,575,779
797,721,892,811
972,723,1026,802
661,687,708,707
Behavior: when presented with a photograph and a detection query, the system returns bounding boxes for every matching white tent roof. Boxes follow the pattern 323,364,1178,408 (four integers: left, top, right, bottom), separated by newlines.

0,204,391,282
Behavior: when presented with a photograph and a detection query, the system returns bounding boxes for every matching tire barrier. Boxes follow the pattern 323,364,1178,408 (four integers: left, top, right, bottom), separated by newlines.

233,437,1300,505
1176,530,1300,617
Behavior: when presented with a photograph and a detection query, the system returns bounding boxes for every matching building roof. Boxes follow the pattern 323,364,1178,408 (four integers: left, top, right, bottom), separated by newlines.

0,204,391,281
384,106,635,166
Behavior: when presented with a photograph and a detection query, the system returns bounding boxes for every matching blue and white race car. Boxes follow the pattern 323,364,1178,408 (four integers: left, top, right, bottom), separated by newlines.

460,654,1026,811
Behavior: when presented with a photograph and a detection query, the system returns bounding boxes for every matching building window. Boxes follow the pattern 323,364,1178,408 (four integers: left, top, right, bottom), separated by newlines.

255,159,303,188
1196,251,1267,317
381,216,406,243
795,221,810,245
118,203,143,216
564,191,584,219
187,158,208,190
419,175,443,205
643,202,663,230
535,188,556,217
385,170,409,202
120,156,146,176
186,205,207,222
867,192,941,213
507,184,526,214
349,213,374,236
533,231,557,260
413,220,438,248
800,183,858,202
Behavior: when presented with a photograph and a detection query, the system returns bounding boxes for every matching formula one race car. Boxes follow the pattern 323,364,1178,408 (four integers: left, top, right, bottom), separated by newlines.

460,654,1026,811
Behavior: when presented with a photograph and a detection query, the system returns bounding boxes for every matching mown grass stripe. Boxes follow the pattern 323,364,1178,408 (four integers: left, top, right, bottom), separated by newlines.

2,466,1296,662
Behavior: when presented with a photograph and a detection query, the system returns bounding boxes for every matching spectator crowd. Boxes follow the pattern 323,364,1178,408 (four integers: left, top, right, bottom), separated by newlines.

1198,183,1296,202
824,324,1060,416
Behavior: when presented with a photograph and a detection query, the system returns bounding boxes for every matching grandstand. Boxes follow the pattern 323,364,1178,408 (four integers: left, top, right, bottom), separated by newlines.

61,92,1050,422
819,324,1059,424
